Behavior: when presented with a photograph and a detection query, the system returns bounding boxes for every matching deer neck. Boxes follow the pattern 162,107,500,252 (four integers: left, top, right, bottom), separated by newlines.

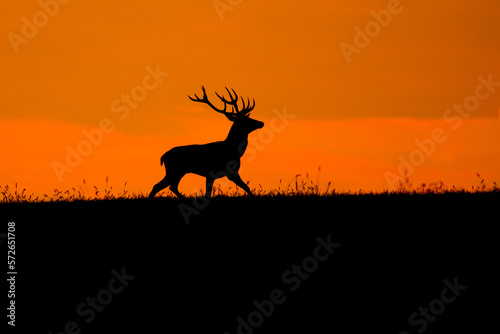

224,124,248,155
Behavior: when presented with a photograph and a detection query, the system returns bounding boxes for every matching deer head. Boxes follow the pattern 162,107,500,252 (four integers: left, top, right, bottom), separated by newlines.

188,86,264,138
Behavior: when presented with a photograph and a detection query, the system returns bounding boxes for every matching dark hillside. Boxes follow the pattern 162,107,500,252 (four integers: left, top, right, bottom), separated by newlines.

2,193,498,333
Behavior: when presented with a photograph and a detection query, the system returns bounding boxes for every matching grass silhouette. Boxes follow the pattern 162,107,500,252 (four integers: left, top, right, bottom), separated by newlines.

1,172,498,204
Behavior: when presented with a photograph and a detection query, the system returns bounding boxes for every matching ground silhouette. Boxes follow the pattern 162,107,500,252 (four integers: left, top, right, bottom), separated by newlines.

3,192,497,333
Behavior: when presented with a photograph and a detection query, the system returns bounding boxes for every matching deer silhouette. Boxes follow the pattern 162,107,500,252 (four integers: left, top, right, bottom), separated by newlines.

149,86,264,199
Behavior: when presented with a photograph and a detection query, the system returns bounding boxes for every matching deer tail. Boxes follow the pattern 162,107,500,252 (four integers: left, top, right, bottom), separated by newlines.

160,153,167,166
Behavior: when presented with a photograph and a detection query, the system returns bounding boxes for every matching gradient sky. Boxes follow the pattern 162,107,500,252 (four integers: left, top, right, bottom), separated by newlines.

1,0,500,196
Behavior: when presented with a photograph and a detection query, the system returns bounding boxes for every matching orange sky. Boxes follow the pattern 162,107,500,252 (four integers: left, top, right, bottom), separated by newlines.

1,0,500,196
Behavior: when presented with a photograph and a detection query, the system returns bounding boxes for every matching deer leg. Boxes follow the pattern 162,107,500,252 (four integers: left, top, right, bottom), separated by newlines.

205,176,215,198
229,174,253,196
149,176,170,198
169,178,185,199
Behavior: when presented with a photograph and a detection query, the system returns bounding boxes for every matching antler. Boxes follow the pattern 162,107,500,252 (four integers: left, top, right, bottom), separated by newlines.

188,86,255,121
216,87,255,117
188,86,227,113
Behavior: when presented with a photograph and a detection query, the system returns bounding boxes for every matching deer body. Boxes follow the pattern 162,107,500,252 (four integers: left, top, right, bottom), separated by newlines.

149,87,263,198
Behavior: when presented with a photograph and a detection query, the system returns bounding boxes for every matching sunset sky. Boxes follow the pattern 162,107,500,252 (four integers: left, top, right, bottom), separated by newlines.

2,0,500,197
